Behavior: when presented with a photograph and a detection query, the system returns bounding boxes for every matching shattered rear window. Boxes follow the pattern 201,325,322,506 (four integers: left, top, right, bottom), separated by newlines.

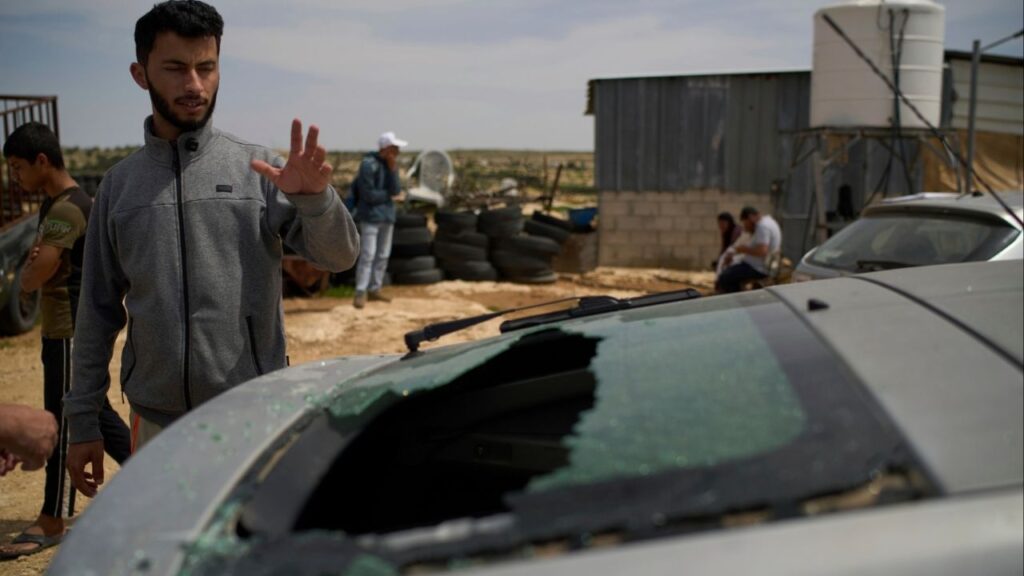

326,335,521,427
214,290,926,574
531,293,806,491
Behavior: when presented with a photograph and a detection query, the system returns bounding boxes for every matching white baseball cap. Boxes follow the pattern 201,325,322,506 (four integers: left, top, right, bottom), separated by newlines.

378,131,408,149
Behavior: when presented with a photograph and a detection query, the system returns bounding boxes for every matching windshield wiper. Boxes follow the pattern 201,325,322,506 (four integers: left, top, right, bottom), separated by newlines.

403,288,701,354
855,259,914,272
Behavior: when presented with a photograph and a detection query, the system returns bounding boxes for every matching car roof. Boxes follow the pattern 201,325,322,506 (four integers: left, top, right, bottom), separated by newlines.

858,261,1024,365
770,260,1023,494
864,191,1024,228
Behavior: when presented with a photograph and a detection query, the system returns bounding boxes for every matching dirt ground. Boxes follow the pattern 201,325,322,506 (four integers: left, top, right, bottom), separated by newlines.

0,267,713,575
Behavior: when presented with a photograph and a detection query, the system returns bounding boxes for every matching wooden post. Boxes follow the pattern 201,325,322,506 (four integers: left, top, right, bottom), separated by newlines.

547,163,563,212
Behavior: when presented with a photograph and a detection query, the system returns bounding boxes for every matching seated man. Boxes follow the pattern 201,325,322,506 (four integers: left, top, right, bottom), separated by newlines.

716,206,782,293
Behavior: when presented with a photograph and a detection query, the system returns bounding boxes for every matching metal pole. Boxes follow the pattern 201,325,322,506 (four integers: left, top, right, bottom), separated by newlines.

982,29,1024,53
965,39,980,193
811,134,829,245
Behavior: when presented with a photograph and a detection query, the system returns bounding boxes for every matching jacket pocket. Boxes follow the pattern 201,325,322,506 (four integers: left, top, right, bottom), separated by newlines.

362,187,390,206
246,315,264,376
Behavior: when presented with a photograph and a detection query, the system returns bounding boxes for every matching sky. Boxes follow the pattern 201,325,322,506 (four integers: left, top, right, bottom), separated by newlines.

1,0,1021,151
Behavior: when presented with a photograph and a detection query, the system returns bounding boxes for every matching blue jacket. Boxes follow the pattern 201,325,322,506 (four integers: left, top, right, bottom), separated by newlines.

353,152,400,223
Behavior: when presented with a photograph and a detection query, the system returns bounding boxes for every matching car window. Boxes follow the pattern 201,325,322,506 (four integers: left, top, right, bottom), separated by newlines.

213,291,928,575
809,212,1020,272
529,294,806,492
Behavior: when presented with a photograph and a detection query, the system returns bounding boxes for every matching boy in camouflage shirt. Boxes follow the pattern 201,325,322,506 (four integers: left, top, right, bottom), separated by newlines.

0,123,130,560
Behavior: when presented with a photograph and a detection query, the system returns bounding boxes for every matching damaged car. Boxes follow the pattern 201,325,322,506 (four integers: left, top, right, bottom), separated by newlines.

51,260,1023,576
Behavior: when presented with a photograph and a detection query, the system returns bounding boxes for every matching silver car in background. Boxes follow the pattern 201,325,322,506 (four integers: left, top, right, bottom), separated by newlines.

794,191,1023,282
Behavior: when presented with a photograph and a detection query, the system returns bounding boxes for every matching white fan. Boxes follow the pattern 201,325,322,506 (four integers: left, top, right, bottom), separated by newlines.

405,149,455,207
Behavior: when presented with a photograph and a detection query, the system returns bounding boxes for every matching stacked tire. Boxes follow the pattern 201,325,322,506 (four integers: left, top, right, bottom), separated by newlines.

479,207,561,284
526,211,574,244
388,212,444,285
433,210,498,281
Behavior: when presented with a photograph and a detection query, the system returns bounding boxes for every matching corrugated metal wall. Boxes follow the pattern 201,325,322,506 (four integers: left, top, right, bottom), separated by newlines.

595,76,727,191
594,72,810,193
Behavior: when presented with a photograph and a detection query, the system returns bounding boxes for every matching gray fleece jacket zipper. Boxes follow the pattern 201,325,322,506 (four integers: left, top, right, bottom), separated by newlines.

172,145,194,410
64,118,359,442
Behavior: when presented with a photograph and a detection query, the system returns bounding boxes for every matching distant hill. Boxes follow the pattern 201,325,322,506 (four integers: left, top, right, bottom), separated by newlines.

65,148,595,199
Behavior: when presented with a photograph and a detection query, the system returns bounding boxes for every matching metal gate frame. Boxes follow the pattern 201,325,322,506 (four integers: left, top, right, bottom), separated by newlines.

1,95,59,231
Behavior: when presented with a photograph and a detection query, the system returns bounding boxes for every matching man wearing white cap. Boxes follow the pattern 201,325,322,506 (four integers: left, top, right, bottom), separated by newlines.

352,131,407,308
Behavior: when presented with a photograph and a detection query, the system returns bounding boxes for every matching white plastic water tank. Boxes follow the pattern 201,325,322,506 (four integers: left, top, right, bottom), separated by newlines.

810,0,945,129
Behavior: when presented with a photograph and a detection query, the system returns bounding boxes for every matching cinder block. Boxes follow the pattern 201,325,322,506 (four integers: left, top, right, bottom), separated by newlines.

671,216,692,231
632,202,658,216
699,217,722,232
701,246,722,266
631,230,659,245
689,202,716,217
717,200,739,213
651,216,674,231
553,232,599,273
670,191,694,204
701,189,723,202
638,191,665,203
598,247,619,266
658,231,690,246
621,244,647,260
643,245,668,260
671,245,701,261
618,216,647,231
602,231,630,247
600,201,629,217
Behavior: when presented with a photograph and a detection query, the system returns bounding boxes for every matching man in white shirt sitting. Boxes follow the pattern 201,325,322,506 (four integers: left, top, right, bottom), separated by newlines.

715,206,782,293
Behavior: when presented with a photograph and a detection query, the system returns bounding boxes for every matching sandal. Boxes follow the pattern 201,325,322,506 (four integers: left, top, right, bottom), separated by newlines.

0,530,64,560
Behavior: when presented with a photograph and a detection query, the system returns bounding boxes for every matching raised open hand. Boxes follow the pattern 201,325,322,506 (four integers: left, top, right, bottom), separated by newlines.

251,118,333,195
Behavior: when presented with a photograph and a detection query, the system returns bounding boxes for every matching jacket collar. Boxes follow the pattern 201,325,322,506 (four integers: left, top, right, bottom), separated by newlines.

142,115,217,167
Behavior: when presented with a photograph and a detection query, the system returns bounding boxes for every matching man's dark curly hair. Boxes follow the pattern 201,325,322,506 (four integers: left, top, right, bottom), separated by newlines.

135,0,224,65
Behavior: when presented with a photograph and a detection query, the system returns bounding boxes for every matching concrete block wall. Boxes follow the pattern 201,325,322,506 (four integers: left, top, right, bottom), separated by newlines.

598,190,772,270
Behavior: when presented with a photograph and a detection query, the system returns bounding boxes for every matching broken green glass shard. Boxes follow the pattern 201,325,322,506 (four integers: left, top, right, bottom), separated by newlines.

529,298,806,492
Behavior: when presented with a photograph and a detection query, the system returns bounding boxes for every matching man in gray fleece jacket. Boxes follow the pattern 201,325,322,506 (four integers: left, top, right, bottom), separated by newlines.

63,0,359,497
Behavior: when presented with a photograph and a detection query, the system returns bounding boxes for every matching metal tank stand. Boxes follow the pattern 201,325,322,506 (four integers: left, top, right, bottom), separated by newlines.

780,126,961,255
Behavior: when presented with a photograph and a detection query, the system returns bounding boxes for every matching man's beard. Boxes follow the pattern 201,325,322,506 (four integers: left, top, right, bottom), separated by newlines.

148,82,217,134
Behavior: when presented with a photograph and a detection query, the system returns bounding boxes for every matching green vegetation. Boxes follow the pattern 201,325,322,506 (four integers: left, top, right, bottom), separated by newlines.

323,285,356,299
64,146,140,174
